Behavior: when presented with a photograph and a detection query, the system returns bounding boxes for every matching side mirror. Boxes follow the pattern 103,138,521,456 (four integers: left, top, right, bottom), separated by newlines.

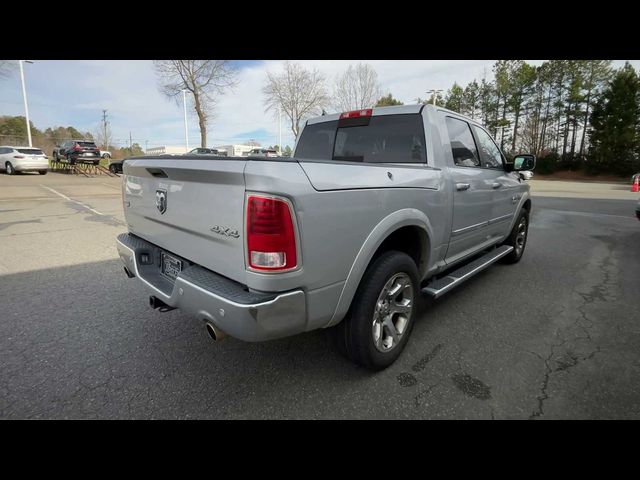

512,154,536,171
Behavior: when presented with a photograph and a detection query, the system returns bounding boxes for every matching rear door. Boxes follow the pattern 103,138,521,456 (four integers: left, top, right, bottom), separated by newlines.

443,116,499,264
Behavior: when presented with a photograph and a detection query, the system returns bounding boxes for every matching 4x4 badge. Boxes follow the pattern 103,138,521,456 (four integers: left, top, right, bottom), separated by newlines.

156,189,167,214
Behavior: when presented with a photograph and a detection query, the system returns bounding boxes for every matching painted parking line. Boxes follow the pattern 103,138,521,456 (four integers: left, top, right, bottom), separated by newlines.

40,185,105,216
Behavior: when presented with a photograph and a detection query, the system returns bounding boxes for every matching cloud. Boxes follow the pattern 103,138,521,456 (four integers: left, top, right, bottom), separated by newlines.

2,60,640,150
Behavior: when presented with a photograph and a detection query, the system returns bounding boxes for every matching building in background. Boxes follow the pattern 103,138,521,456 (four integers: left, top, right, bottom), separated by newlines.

214,145,256,157
146,145,186,155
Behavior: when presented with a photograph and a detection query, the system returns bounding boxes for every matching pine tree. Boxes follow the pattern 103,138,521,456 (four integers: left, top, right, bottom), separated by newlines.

588,62,640,175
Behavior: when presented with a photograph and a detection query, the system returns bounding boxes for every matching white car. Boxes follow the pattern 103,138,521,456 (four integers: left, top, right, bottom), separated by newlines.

0,146,49,175
100,150,112,159
247,148,279,157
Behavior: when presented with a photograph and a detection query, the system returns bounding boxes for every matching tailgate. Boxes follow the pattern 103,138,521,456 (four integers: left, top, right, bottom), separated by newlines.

123,157,247,284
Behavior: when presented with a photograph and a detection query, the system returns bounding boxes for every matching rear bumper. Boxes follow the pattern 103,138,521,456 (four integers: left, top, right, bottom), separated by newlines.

14,160,48,171
116,233,307,341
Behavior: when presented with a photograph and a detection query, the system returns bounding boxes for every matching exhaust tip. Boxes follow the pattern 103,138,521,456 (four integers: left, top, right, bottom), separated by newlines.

205,322,227,342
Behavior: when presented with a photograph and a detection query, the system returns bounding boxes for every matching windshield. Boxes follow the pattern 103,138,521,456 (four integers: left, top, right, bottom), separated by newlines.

295,114,427,164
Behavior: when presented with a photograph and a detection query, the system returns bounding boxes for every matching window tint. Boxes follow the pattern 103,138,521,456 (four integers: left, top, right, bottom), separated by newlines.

445,117,480,167
78,141,96,148
295,121,338,160
17,148,44,155
473,126,503,168
295,114,427,164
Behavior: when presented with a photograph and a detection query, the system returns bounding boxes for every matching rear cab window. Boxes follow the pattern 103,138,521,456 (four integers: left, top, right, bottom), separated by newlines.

295,113,427,164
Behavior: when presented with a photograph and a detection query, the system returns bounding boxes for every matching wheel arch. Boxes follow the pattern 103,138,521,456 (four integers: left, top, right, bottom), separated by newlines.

325,208,434,328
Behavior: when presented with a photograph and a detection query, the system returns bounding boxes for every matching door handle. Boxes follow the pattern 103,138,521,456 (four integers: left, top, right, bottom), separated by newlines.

492,182,502,189
456,183,471,191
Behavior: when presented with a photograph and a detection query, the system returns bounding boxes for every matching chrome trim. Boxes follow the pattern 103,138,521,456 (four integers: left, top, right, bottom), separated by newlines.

488,213,513,225
451,220,488,237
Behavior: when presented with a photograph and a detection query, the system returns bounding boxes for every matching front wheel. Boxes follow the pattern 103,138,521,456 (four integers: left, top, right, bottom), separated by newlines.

501,209,529,264
109,164,117,173
330,251,419,371
39,170,48,175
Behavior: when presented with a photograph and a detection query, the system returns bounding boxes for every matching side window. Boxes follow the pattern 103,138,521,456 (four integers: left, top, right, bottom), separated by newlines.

473,126,504,169
445,117,480,167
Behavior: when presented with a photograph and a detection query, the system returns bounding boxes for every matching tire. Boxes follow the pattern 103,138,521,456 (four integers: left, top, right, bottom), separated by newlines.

5,162,15,175
330,250,419,371
93,160,99,166
109,164,117,174
500,209,530,264
39,170,47,175
53,152,58,162
102,154,111,160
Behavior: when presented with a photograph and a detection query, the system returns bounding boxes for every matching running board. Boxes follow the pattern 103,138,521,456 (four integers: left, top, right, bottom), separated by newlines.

421,245,514,299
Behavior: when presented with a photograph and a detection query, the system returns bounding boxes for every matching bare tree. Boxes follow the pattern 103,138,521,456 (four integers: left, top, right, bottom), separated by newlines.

153,60,237,147
263,61,330,138
93,122,113,151
332,63,382,112
0,60,17,79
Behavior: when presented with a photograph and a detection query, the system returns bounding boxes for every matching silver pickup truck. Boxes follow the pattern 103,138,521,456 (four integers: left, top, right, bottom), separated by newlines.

116,104,535,370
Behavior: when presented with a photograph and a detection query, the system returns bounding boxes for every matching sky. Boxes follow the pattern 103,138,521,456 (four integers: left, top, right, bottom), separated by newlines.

1,60,639,150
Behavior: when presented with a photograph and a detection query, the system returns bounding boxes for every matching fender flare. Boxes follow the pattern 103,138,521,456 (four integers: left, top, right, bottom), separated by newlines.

505,191,532,234
325,208,434,327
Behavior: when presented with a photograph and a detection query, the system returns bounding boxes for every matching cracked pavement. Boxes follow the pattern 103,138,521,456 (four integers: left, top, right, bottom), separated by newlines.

0,173,639,419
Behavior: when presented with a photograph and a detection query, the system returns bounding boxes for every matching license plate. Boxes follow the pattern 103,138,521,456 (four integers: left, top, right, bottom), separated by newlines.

85,153,95,156
161,252,182,281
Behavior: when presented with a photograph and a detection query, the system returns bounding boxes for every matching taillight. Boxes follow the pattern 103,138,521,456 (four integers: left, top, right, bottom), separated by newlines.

246,195,297,271
339,108,373,119
73,144,81,151
13,155,25,159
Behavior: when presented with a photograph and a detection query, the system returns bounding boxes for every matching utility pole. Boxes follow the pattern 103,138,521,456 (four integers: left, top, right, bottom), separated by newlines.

19,60,34,147
101,110,108,150
145,140,148,154
129,131,133,155
426,89,444,106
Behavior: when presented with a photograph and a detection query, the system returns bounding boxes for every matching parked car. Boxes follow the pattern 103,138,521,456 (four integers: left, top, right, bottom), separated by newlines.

109,159,123,174
116,104,535,370
187,148,219,155
247,148,278,157
632,173,640,184
0,146,48,175
100,150,112,159
52,140,101,165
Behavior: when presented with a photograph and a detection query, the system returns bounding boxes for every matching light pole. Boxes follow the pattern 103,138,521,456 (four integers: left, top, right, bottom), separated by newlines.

181,89,189,152
277,106,282,155
19,60,34,147
426,89,444,106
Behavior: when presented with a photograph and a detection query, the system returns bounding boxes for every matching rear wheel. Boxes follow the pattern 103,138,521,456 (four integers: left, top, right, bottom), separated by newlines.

93,160,99,166
109,164,117,173
39,170,47,175
330,251,419,371
5,162,15,175
501,209,529,264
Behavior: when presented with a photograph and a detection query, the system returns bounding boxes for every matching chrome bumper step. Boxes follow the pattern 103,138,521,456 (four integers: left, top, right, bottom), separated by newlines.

421,245,514,299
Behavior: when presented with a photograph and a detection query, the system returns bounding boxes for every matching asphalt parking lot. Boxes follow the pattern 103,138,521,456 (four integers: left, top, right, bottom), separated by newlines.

1,172,639,419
